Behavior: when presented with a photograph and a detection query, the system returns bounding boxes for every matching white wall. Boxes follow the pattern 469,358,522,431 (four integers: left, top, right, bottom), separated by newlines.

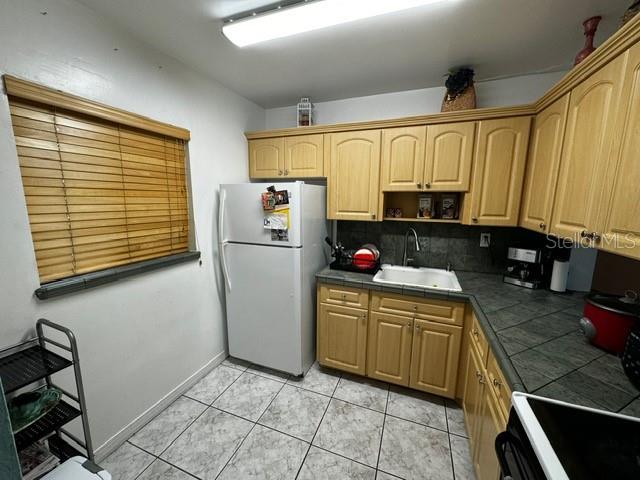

0,0,264,454
265,71,567,129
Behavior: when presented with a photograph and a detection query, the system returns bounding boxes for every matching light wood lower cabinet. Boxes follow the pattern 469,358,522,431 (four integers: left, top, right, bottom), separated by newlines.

462,313,511,480
318,286,464,397
410,319,462,398
367,312,413,386
473,386,505,480
317,302,368,375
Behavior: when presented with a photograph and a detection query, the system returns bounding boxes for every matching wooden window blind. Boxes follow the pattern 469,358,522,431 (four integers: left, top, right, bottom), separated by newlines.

8,95,191,283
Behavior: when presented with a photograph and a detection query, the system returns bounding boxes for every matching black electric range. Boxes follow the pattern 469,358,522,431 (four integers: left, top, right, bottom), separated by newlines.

496,392,640,479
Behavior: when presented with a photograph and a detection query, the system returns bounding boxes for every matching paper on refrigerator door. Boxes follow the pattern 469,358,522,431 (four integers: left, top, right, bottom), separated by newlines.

263,207,290,230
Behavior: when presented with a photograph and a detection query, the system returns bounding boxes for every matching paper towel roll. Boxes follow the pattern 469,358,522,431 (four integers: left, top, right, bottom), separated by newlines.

550,260,569,292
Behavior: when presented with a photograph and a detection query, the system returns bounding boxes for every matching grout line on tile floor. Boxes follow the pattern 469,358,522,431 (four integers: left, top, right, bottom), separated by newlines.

294,367,343,479
444,401,457,480
212,377,287,479
374,385,390,472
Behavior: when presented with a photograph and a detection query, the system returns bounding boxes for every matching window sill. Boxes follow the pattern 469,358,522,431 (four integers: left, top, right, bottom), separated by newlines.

35,251,201,300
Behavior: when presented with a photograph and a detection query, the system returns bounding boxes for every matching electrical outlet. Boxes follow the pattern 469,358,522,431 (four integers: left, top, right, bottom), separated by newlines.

480,233,491,248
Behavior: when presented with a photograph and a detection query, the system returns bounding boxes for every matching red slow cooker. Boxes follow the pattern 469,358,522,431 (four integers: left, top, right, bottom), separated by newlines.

579,293,640,354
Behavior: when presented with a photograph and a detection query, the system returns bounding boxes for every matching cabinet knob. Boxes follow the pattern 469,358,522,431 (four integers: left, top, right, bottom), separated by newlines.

476,371,485,384
414,325,420,331
580,230,590,239
406,323,411,328
417,183,422,189
493,378,502,389
412,305,418,311
371,213,376,219
592,232,602,242
425,182,431,189
472,217,478,223
278,170,283,176
472,328,479,337
539,222,546,229
284,169,289,176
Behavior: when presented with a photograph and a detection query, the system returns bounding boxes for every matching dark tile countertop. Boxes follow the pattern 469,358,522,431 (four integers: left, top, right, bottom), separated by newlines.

316,267,640,416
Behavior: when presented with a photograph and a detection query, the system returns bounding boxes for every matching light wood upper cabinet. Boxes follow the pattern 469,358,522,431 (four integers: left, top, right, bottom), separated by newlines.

367,312,413,386
424,122,475,191
550,54,626,241
409,319,462,398
520,94,570,233
284,134,324,178
464,117,531,226
327,130,382,221
317,302,368,375
600,45,640,260
249,138,284,178
380,126,426,191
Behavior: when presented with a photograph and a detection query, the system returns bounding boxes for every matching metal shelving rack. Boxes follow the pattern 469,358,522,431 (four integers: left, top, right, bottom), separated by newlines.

0,318,94,462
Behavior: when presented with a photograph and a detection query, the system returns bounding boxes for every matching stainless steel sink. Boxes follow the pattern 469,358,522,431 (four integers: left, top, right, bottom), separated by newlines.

373,264,462,292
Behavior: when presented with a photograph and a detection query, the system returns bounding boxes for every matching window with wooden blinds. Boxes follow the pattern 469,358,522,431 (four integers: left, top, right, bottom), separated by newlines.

8,96,191,283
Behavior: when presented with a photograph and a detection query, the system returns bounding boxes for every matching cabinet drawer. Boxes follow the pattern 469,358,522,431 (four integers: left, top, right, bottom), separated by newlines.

319,284,369,309
487,351,512,420
371,292,464,326
469,314,489,365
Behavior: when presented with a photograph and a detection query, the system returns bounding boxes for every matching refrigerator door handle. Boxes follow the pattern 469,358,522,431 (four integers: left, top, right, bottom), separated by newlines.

218,189,231,291
220,241,232,291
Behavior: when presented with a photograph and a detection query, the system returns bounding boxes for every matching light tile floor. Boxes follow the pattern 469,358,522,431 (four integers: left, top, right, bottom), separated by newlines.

102,359,475,480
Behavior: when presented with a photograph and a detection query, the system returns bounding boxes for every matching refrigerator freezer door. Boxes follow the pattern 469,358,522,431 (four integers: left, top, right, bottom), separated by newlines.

220,182,302,247
224,242,303,375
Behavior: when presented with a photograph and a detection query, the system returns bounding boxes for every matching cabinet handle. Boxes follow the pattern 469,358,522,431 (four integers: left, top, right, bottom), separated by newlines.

493,378,502,389
284,169,289,176
472,217,478,223
472,328,479,337
278,170,283,176
580,230,590,239
417,183,422,189
476,371,485,384
425,182,431,189
592,232,602,242
371,213,376,219
539,222,546,229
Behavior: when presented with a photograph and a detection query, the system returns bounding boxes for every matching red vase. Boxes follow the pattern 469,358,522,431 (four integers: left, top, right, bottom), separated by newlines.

575,16,602,66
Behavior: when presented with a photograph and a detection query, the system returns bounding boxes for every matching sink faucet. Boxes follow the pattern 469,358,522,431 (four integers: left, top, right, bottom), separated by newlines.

402,228,420,266
446,262,453,272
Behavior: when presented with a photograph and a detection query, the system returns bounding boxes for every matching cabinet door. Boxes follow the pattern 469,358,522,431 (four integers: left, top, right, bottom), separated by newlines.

462,339,485,450
367,312,413,386
409,319,462,398
249,138,284,178
473,388,505,480
600,45,640,259
520,94,570,233
328,130,382,221
424,122,475,191
284,134,324,178
380,126,426,191
465,117,531,226
317,303,368,375
550,54,626,241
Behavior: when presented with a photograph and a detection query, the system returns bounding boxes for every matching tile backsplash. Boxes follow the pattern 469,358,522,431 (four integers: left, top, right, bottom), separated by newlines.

336,221,549,274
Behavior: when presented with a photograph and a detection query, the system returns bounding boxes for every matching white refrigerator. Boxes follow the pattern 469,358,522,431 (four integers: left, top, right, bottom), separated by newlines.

218,182,328,376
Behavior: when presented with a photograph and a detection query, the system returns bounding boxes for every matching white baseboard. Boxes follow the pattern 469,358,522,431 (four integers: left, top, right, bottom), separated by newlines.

94,350,227,462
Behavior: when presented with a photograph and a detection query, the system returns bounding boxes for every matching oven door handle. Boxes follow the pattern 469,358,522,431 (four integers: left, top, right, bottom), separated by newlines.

495,431,514,479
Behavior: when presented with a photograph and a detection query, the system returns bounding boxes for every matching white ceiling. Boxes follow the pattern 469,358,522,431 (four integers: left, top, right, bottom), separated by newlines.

76,0,630,108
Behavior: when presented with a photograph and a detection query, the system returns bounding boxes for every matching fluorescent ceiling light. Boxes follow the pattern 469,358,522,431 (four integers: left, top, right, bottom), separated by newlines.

223,0,454,47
